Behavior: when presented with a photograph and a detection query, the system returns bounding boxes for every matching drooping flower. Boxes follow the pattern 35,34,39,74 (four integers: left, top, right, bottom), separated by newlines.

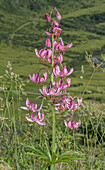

53,78,71,90
54,96,82,111
29,72,47,83
21,98,43,112
25,112,46,125
39,85,62,96
54,38,72,51
48,54,63,64
61,96,82,110
35,38,52,59
64,118,81,129
53,65,73,77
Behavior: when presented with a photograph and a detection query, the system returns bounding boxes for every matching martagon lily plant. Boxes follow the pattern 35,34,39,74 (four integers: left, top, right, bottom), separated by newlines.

21,8,84,169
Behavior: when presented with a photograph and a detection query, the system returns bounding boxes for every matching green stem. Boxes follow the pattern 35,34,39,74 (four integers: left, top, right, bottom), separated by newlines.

52,106,55,153
81,69,95,98
51,106,55,170
51,34,55,170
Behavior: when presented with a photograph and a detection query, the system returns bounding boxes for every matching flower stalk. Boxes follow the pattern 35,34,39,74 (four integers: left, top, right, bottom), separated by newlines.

51,34,54,84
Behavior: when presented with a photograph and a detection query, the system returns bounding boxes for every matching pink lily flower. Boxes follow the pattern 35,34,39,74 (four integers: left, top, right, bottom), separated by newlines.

29,72,47,83
25,112,46,125
21,98,43,112
48,54,63,64
53,65,73,77
35,38,52,59
54,96,82,111
53,78,71,90
61,96,82,110
39,85,62,96
54,38,72,51
45,13,50,22
64,118,81,129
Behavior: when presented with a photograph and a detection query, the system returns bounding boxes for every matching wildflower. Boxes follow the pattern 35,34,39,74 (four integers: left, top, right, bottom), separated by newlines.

25,112,46,125
61,96,82,110
35,38,52,59
54,38,72,51
29,72,47,83
64,118,81,129
39,85,62,96
48,54,63,64
53,78,71,90
54,96,82,111
53,65,73,77
21,98,43,112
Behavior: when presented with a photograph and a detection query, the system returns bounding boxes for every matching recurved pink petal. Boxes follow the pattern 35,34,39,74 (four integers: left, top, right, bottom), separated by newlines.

64,120,68,127
35,49,40,58
37,121,46,125
46,37,51,47
20,106,29,110
43,72,47,80
68,121,73,129
67,78,71,86
26,98,30,107
40,50,47,58
68,68,73,76
40,112,44,121
47,49,52,58
77,98,82,106
59,38,64,46
57,54,63,63
53,20,59,27
63,66,68,75
25,116,33,122
46,32,53,36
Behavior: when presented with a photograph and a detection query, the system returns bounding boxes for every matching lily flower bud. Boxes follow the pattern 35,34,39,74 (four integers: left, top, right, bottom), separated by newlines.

56,10,61,20
45,13,50,22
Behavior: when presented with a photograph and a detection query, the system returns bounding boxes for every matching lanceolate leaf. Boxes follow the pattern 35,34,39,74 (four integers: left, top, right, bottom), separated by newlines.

23,144,49,159
59,150,84,158
45,139,52,160
27,153,51,163
54,156,85,164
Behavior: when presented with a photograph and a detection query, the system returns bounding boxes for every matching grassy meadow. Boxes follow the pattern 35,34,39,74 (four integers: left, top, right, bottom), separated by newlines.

0,0,105,169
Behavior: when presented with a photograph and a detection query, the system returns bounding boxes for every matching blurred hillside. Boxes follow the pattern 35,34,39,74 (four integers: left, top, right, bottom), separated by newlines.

0,0,105,102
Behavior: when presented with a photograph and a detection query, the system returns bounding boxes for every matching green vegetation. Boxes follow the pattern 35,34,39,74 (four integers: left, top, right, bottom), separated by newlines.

0,0,105,169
